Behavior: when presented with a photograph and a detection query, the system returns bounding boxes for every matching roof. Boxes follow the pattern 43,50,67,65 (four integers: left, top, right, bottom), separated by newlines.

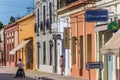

17,13,34,23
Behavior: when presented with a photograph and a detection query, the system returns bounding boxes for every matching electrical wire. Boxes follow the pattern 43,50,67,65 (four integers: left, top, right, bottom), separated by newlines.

0,2,29,8
0,9,26,14
0,0,32,6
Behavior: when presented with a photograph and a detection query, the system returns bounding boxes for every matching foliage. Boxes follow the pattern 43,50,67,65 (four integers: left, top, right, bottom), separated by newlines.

8,16,15,24
0,21,3,30
0,36,2,43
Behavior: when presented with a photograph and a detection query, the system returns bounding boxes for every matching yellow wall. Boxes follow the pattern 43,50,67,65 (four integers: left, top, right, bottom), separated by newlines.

17,13,36,70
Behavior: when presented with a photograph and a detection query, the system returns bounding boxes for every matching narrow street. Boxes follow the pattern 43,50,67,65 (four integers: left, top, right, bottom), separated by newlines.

0,66,35,80
0,66,87,80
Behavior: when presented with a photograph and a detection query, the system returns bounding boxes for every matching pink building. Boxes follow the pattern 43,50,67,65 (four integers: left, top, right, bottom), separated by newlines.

4,22,19,67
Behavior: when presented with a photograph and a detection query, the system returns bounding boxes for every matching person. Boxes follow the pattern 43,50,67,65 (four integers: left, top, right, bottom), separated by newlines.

60,55,65,75
14,58,25,78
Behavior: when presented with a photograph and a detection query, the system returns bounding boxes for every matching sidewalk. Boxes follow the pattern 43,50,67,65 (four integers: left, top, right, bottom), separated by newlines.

0,66,87,80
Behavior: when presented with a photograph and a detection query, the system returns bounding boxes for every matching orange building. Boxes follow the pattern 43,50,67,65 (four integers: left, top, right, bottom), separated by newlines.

70,12,96,80
57,0,96,79
16,13,36,70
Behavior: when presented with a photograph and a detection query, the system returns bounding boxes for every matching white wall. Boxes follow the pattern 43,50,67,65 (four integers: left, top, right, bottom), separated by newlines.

57,17,71,76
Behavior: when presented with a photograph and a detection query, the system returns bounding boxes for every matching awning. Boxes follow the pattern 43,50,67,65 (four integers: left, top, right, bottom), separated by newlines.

100,30,120,56
9,39,31,54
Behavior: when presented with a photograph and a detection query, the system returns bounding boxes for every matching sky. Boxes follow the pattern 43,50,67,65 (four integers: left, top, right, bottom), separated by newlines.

0,0,34,25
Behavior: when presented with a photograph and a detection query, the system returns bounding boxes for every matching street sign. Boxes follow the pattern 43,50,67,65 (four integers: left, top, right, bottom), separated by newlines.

85,9,108,22
53,34,61,40
86,61,103,70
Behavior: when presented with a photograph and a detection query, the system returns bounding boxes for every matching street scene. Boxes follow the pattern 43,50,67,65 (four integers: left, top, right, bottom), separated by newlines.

0,0,120,80
0,66,85,80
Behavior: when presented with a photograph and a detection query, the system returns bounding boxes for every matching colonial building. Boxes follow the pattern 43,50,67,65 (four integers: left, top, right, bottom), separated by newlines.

57,0,71,76
0,28,5,66
57,0,96,79
95,0,120,80
16,13,36,70
4,22,19,67
34,0,57,73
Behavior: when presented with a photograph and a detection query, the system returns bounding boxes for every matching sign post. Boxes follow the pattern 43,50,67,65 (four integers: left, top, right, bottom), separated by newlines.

86,61,103,80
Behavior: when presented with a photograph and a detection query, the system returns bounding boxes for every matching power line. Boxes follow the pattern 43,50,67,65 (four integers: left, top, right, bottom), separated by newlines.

0,0,32,6
0,9,26,14
0,2,29,8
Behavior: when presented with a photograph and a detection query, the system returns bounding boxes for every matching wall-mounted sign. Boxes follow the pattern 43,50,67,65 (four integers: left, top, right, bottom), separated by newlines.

85,9,108,22
86,61,103,70
53,34,61,40
108,21,119,33
64,27,70,49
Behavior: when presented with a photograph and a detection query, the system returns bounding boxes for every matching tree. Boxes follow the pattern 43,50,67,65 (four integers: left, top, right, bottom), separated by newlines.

9,16,15,24
0,21,3,30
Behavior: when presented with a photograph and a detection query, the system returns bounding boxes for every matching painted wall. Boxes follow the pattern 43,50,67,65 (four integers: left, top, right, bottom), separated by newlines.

0,29,4,66
35,0,58,73
57,17,71,76
4,22,19,67
95,0,120,80
70,11,96,80
17,14,36,70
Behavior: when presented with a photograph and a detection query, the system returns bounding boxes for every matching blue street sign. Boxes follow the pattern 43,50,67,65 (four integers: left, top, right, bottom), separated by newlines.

85,9,108,22
86,61,103,70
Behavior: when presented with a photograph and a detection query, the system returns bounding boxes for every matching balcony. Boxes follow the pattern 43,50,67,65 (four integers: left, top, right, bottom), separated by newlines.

66,0,79,4
57,0,96,15
57,0,78,9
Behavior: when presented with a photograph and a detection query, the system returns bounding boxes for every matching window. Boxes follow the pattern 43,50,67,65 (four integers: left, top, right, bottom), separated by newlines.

11,43,14,62
34,23,37,33
43,41,46,64
49,2,52,25
87,34,92,62
43,6,46,32
40,21,43,31
49,42,52,65
80,36,83,76
37,8,39,32
7,44,9,62
37,42,40,68
80,36,83,68
72,37,76,64
66,0,78,4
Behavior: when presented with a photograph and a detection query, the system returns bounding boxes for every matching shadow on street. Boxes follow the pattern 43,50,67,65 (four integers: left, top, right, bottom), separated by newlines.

0,73,35,80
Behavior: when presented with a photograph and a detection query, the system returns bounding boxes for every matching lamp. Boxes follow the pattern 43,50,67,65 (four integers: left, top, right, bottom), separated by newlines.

49,39,53,47
37,42,40,48
74,37,78,45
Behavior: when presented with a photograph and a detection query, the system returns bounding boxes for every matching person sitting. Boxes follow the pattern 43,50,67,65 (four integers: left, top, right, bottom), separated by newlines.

14,58,25,78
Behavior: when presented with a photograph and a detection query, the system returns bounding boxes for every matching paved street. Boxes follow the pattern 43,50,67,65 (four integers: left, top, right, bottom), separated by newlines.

0,66,87,80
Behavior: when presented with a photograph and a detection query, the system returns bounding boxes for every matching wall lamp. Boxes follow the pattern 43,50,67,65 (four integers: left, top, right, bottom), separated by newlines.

49,39,53,47
37,42,40,48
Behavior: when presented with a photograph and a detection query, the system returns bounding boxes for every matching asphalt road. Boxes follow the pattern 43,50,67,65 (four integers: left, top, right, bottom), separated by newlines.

0,73,35,80
0,66,87,80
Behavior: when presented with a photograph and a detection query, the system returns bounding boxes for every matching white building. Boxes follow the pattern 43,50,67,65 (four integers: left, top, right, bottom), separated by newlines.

34,0,58,73
95,0,120,80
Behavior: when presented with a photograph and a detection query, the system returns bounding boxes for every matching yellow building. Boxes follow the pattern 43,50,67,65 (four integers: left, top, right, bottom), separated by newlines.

17,13,36,70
